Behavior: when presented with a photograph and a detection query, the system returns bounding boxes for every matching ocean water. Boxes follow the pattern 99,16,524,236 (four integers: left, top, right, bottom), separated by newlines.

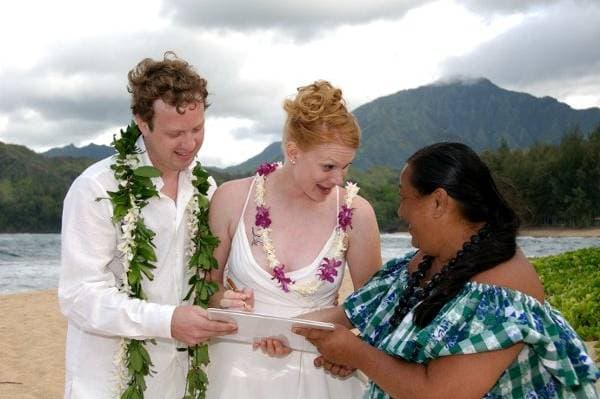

1,233,599,295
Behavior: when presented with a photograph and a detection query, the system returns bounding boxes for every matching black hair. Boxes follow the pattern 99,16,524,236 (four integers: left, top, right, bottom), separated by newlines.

406,142,520,327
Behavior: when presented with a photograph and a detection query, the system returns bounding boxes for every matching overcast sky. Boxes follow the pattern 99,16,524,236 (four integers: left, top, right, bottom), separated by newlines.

1,0,599,167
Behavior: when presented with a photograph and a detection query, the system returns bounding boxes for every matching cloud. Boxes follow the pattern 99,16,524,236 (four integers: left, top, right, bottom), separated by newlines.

2,0,599,166
441,1,600,99
458,0,565,15
166,0,431,39
0,27,285,150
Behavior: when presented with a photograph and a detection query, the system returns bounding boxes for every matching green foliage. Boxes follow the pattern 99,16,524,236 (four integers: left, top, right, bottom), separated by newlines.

0,141,94,232
103,122,161,398
532,247,600,358
122,339,154,398
348,166,402,232
3,123,600,233
183,162,221,399
481,126,600,227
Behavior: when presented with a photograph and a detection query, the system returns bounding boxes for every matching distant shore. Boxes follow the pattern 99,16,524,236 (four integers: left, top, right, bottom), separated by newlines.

518,227,600,237
388,227,600,237
3,227,600,237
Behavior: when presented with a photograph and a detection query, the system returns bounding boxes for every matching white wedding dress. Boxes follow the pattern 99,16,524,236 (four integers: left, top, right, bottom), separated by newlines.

206,179,366,398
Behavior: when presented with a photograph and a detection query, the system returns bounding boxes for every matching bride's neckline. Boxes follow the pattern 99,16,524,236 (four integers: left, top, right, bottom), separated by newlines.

245,162,359,295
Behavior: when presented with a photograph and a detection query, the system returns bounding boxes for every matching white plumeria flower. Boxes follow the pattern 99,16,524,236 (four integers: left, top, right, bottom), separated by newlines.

112,338,129,397
345,182,360,206
292,279,322,296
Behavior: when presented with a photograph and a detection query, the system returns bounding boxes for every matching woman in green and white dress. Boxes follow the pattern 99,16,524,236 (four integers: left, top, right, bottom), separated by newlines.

296,142,599,398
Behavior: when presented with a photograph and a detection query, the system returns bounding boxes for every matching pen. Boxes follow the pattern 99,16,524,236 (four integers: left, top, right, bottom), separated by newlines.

226,277,239,292
226,277,251,310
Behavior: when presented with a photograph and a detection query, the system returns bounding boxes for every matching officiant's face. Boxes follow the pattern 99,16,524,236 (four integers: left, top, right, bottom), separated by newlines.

138,99,205,175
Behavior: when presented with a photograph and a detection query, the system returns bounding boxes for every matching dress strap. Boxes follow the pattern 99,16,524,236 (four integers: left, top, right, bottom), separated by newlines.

335,185,340,225
240,176,257,220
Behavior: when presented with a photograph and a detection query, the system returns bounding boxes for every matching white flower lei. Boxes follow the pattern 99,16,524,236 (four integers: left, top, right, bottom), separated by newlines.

253,164,360,295
106,122,217,399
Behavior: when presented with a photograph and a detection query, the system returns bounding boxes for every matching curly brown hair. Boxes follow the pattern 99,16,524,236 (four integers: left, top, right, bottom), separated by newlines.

127,51,209,130
283,80,360,150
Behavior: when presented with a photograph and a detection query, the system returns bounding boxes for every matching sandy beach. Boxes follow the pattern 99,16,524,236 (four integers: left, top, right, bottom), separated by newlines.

0,276,352,399
1,237,598,398
519,227,600,237
0,290,66,399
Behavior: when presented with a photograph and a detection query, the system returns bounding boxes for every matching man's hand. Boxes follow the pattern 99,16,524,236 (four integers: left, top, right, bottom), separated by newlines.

171,305,237,346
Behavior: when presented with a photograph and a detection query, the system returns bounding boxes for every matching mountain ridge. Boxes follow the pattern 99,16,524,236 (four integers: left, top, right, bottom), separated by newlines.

226,78,600,173
33,78,600,175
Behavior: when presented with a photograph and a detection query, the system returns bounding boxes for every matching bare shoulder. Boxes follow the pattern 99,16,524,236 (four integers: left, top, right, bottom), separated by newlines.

471,249,545,302
211,177,254,209
344,190,377,220
213,177,253,203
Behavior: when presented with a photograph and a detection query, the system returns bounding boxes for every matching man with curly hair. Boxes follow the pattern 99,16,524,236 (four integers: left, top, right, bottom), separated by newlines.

59,52,236,398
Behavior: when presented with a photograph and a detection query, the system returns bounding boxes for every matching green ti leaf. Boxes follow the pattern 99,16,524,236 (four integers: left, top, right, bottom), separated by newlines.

133,166,162,178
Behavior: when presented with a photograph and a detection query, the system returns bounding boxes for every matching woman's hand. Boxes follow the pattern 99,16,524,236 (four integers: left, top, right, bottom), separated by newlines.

293,324,361,367
253,337,292,357
219,287,254,311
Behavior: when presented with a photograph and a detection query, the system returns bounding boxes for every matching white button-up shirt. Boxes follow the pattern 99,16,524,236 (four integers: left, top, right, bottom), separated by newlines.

58,138,215,398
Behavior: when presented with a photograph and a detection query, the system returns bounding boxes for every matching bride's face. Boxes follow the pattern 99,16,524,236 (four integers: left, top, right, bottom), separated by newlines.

291,142,356,202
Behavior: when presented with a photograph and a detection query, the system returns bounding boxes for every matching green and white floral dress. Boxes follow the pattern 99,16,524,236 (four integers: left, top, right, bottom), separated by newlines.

344,252,600,398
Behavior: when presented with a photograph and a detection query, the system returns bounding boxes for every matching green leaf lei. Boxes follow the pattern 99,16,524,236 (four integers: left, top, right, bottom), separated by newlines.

105,122,219,399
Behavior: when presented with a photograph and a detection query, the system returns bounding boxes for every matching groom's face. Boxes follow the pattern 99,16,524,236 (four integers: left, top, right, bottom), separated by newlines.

137,99,205,176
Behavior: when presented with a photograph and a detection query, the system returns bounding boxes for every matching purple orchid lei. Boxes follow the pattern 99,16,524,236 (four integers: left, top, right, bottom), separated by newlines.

256,162,278,176
253,162,358,294
317,257,342,283
255,205,271,228
338,205,354,232
271,265,294,292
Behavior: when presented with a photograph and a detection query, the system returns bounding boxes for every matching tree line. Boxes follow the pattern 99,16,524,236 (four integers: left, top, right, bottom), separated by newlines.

1,127,599,233
351,127,600,231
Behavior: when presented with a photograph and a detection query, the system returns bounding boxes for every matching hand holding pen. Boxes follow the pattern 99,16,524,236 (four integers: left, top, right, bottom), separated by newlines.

220,277,254,311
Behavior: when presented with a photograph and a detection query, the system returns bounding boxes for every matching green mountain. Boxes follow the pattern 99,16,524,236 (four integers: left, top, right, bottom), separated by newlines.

43,143,115,159
0,141,95,232
225,78,600,173
0,140,242,232
220,141,283,175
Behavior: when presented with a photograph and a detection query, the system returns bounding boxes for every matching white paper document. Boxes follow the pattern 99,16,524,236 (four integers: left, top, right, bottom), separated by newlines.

207,308,334,353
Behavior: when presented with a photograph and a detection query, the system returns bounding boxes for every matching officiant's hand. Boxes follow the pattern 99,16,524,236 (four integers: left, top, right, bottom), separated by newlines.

220,287,254,311
253,337,292,357
293,324,361,367
171,305,237,346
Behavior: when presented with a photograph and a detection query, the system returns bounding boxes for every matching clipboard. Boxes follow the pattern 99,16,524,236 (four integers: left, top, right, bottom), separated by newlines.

207,308,334,353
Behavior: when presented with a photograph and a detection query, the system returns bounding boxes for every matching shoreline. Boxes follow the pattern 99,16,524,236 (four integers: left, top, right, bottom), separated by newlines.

385,227,600,238
518,227,600,237
3,227,600,237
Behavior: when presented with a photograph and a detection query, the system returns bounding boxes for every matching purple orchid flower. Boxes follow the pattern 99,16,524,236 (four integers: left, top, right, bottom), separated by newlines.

317,257,342,283
256,162,278,176
272,265,294,292
338,205,354,232
255,206,272,228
